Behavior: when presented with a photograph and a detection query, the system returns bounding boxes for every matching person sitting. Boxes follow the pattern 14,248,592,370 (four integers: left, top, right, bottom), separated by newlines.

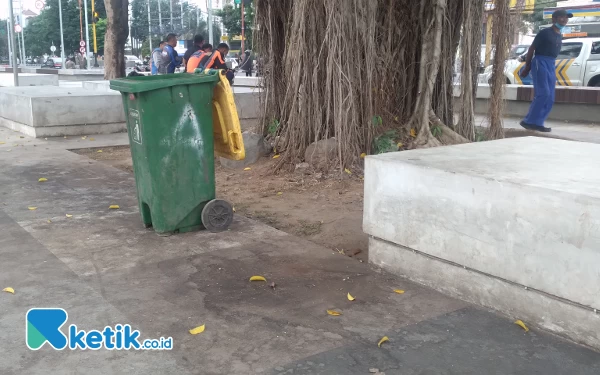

65,58,76,69
186,43,213,73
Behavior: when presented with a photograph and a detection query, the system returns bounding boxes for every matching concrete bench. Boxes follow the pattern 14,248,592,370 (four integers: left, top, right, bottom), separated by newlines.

0,86,125,137
0,73,58,87
82,80,261,120
0,82,261,137
364,137,600,350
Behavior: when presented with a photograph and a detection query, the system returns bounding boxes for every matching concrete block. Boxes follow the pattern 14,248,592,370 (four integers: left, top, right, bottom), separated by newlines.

369,237,600,350
0,73,59,87
0,86,125,137
364,137,600,349
233,88,260,119
219,131,270,169
83,80,113,92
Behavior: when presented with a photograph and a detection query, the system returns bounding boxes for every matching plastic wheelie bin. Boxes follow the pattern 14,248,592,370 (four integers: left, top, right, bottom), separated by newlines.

109,70,245,234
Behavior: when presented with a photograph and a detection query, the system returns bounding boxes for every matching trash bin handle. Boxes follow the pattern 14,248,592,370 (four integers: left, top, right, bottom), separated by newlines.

227,131,242,154
212,100,229,146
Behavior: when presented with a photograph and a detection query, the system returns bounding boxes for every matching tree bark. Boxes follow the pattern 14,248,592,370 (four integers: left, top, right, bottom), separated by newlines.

103,0,129,79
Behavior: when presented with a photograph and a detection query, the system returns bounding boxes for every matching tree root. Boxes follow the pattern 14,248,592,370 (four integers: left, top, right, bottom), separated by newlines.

429,110,469,145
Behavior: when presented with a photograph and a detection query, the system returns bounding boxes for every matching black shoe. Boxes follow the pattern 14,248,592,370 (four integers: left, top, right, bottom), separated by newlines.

519,121,535,130
537,126,552,133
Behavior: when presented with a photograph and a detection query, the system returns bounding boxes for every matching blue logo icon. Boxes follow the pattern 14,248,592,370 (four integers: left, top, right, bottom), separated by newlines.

26,308,69,350
26,308,172,350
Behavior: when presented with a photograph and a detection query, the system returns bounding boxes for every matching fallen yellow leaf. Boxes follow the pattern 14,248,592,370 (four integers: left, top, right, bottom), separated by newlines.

514,320,529,332
65,214,73,218
2,287,15,294
189,324,205,335
397,142,403,148
347,293,356,301
28,206,37,211
326,310,342,316
81,136,87,139
89,138,95,141
394,116,399,121
249,276,267,282
360,153,367,159
0,142,5,145
410,128,417,137
47,219,52,223
244,167,251,171
97,150,103,153
344,168,352,175
393,289,405,294
109,205,120,209
277,192,283,196
378,336,389,348
38,177,48,182
273,155,280,159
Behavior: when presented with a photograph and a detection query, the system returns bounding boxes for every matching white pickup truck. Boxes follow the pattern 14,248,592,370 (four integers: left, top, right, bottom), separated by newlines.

481,37,600,87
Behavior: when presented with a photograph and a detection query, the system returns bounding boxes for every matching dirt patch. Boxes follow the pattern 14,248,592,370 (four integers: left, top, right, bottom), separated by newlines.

71,146,134,173
70,146,368,261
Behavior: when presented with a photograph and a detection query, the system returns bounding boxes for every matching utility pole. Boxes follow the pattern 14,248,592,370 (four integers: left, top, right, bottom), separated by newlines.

92,0,99,67
83,0,91,70
208,0,213,45
8,0,18,85
6,21,13,68
58,0,66,70
170,0,173,29
241,0,245,52
180,0,184,29
18,0,26,64
158,0,163,32
147,0,152,56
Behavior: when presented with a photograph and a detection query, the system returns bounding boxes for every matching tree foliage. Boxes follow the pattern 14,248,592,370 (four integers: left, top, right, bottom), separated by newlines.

524,0,556,33
216,3,254,49
22,0,106,57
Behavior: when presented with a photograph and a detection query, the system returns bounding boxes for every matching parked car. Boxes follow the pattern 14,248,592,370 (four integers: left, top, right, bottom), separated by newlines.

480,37,600,87
41,57,63,69
125,55,142,69
225,56,239,70
508,44,530,60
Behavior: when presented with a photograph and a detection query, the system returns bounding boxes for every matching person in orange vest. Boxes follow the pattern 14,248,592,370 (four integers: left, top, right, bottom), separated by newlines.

186,44,213,73
198,43,235,84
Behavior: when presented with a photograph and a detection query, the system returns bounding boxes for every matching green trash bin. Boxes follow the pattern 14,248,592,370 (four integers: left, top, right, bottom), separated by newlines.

110,71,234,234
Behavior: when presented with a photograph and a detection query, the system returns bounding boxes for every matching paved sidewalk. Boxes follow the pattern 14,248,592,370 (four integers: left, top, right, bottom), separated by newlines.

0,129,599,374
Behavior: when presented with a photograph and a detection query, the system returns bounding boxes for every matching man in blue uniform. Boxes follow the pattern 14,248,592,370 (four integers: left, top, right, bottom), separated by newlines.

519,9,572,132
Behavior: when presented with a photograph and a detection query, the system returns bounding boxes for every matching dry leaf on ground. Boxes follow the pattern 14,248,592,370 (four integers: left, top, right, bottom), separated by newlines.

514,320,529,332
2,287,15,294
378,336,389,348
249,276,267,282
189,324,205,335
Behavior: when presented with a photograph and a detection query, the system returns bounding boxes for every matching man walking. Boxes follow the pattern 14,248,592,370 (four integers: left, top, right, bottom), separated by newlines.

151,41,167,75
164,33,181,74
519,9,572,132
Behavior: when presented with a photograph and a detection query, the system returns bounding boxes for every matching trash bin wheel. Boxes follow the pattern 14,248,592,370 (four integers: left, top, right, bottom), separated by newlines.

201,199,234,233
